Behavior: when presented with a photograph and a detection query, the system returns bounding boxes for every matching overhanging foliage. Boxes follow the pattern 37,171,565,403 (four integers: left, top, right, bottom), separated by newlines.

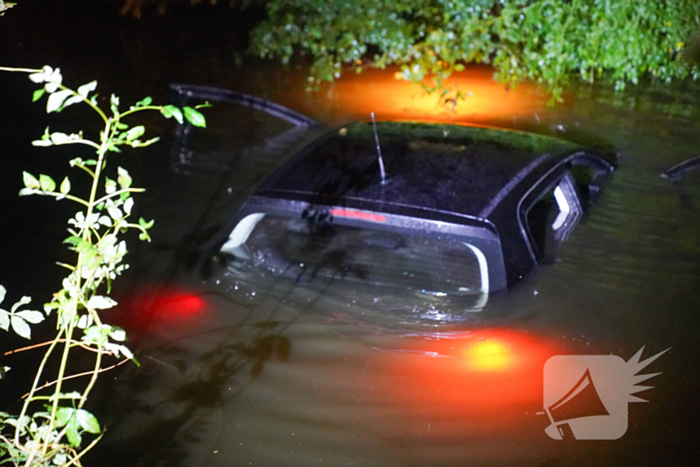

250,0,700,102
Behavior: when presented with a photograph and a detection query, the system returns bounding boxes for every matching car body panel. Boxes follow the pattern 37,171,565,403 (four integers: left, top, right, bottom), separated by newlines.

217,120,613,293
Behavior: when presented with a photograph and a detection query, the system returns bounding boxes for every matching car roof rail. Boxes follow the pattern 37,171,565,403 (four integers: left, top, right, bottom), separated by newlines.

662,154,700,183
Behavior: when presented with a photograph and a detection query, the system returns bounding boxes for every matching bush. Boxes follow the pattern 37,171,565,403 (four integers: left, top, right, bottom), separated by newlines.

250,0,700,102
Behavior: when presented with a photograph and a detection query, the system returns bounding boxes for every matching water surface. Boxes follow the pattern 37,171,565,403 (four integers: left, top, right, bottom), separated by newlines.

1,5,700,466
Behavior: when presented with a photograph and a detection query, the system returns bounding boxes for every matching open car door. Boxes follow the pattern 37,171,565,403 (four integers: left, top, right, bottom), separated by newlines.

159,84,324,277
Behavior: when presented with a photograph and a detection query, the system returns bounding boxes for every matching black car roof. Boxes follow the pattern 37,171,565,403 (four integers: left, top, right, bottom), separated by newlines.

255,121,581,221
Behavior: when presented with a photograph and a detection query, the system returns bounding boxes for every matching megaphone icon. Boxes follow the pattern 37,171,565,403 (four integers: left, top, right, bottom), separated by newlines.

543,348,668,440
545,368,609,440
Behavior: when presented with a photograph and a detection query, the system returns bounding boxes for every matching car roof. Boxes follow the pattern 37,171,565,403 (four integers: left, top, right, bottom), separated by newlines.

254,121,582,221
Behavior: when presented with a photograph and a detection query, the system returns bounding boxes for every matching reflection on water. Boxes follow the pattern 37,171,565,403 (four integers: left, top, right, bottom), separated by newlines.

2,10,700,462
312,66,546,123
84,64,700,466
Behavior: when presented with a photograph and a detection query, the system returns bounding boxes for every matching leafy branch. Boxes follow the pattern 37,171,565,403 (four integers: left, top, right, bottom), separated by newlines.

0,1,15,16
249,0,700,104
0,65,206,466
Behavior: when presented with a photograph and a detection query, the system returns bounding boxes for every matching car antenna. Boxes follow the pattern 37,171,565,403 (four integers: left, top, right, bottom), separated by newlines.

371,112,387,185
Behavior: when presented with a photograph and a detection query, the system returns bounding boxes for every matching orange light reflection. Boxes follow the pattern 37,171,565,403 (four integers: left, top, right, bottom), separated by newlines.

343,330,566,463
462,338,512,372
371,330,558,418
324,66,545,124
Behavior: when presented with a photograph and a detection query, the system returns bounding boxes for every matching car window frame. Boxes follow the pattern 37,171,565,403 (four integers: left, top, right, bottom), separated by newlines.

221,199,509,293
518,165,584,263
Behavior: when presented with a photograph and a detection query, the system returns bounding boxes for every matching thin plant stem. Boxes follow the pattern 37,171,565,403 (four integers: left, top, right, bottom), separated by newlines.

66,431,104,466
21,358,128,401
14,327,65,446
44,320,76,458
4,339,96,356
0,66,42,74
93,187,145,206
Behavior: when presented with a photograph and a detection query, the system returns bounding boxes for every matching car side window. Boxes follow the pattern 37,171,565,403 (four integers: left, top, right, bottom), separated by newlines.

525,172,582,263
568,155,614,205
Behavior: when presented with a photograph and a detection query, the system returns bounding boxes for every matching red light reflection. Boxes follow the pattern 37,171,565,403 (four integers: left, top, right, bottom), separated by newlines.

111,286,207,335
331,208,386,223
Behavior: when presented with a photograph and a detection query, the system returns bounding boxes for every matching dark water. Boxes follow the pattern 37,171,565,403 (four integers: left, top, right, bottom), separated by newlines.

2,3,700,466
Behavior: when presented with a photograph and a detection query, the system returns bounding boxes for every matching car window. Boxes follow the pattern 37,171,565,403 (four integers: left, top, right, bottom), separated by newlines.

222,213,487,294
569,156,613,204
525,172,582,263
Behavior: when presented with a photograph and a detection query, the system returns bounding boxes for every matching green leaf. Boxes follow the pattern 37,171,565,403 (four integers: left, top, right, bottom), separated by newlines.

0,366,9,380
39,174,56,192
106,343,134,360
170,107,184,124
123,197,134,215
31,139,52,147
77,313,93,329
110,94,120,113
66,418,81,447
135,96,152,107
50,132,72,144
28,66,52,84
46,89,72,113
109,326,126,342
63,235,84,247
62,94,85,109
107,203,122,220
23,172,40,189
11,296,31,313
44,302,58,315
55,407,75,428
0,311,9,332
139,217,154,229
125,126,145,141
16,310,44,324
60,177,71,194
18,188,37,197
10,316,31,339
161,105,183,124
76,409,100,434
87,296,117,310
105,177,117,194
183,107,206,128
32,88,46,102
117,167,132,189
77,80,97,98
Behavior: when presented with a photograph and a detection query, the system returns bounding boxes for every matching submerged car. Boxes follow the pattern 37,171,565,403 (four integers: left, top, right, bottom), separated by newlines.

172,85,614,296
